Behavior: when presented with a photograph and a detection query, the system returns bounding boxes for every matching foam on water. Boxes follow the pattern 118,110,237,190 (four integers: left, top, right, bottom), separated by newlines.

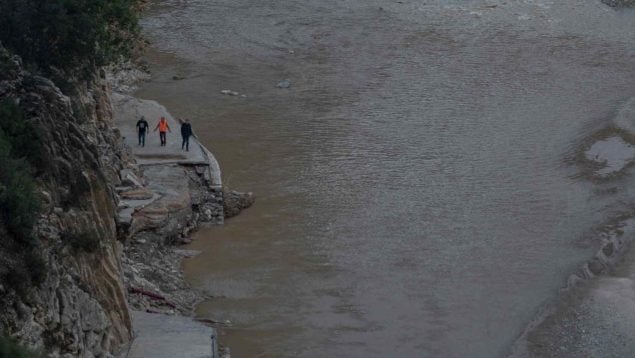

586,137,635,176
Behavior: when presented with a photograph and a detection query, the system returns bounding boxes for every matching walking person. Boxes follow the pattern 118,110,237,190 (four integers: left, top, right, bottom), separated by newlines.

154,116,171,146
180,118,193,151
136,115,149,147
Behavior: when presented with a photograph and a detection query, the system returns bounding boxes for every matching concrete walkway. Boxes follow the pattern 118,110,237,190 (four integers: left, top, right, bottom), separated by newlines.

120,311,217,358
112,93,223,230
112,93,224,357
112,92,222,184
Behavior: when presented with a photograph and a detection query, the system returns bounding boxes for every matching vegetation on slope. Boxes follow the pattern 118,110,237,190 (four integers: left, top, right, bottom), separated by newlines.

0,336,43,358
0,1,141,287
0,0,141,245
0,0,140,77
0,98,45,290
0,98,40,245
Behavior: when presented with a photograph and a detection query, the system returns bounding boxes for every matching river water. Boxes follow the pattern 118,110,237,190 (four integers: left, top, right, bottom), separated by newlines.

136,1,635,357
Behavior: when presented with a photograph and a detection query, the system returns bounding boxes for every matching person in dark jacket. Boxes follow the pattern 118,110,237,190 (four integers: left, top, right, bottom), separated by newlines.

136,116,149,147
180,118,193,151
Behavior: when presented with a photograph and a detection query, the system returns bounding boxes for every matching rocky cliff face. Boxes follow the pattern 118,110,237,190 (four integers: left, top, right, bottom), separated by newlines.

0,45,132,356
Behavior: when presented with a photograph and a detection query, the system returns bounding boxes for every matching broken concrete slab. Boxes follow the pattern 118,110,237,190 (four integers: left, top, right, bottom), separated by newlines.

120,188,155,200
122,311,217,358
120,169,144,187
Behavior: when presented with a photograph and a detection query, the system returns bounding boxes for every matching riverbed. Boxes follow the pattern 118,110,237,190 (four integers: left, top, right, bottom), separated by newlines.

135,1,635,357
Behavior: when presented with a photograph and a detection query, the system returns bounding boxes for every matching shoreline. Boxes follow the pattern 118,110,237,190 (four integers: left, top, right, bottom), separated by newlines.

510,217,635,356
108,62,251,357
510,97,635,357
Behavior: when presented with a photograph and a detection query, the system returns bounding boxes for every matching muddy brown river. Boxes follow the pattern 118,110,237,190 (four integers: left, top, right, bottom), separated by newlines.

135,1,635,357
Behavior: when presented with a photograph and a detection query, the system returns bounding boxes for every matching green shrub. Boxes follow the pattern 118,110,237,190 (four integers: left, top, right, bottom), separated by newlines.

0,336,43,358
24,250,46,285
3,265,33,298
0,0,140,76
63,231,100,254
0,99,40,244
1,248,46,295
0,134,40,244
0,98,42,167
0,99,44,285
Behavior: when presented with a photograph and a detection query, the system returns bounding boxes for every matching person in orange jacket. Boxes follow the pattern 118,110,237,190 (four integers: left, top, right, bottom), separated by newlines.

154,116,171,146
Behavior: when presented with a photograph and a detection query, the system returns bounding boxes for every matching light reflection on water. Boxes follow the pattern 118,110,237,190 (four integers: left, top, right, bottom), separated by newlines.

136,1,635,357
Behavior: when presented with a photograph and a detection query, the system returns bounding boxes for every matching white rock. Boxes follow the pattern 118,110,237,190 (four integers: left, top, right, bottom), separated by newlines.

277,79,291,88
220,89,239,96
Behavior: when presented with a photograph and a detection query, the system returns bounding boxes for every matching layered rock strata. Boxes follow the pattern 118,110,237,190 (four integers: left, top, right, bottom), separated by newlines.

0,45,133,357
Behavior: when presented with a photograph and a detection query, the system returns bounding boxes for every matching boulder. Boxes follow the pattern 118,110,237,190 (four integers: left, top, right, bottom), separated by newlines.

120,169,143,188
277,79,290,88
223,190,255,219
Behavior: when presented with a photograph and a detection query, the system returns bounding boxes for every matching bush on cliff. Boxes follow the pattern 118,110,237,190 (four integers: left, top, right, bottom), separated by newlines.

0,99,40,243
0,138,46,290
63,230,101,254
0,0,140,76
0,98,42,168
0,336,43,358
